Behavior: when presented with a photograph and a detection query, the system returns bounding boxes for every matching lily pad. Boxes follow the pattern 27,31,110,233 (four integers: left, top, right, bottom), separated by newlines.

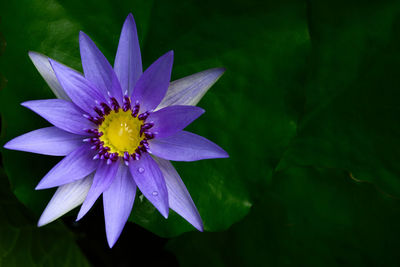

0,167,89,266
168,166,400,266
279,0,400,197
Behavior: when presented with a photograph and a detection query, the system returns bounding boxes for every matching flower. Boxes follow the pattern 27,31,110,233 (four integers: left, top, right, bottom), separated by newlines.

4,13,228,247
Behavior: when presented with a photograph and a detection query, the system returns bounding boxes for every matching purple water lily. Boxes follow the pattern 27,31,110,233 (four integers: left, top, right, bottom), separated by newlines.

4,13,228,247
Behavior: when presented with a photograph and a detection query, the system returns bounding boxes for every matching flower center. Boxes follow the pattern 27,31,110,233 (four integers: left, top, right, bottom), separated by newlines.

83,96,155,165
98,110,143,155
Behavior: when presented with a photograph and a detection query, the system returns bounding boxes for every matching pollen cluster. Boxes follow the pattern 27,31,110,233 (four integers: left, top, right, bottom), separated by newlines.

98,110,144,156
84,96,155,165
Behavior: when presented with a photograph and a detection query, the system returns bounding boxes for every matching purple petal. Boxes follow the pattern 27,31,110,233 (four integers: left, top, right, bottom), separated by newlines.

103,163,136,248
77,161,119,220
153,156,203,231
79,31,123,103
149,131,229,161
114,13,142,96
157,68,225,110
128,153,169,218
28,51,71,101
131,51,174,113
147,105,204,138
36,144,97,189
50,59,106,115
4,127,83,156
38,174,93,226
21,99,96,135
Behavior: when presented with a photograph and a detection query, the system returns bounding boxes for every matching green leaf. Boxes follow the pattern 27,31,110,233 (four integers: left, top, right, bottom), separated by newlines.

279,0,400,197
128,0,310,236
166,0,400,265
167,166,400,266
0,168,89,266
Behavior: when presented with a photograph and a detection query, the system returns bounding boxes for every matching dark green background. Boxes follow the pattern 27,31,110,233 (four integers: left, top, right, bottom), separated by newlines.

1,0,400,266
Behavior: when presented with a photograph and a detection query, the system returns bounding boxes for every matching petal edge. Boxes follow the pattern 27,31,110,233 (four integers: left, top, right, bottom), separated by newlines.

129,153,169,218
28,51,71,101
38,175,93,226
147,105,205,138
114,13,143,96
157,68,225,110
153,156,203,231
79,31,123,103
131,51,174,112
149,131,229,161
4,127,83,156
103,164,136,247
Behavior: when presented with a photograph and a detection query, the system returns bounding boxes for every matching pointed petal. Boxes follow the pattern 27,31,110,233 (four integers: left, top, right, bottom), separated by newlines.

77,161,119,220
157,68,225,110
4,127,83,156
131,51,173,113
50,59,106,115
153,156,203,231
128,153,169,218
21,99,96,135
147,105,204,138
28,51,71,101
149,131,229,161
36,144,97,189
114,13,142,96
79,31,123,103
38,174,94,227
103,163,136,248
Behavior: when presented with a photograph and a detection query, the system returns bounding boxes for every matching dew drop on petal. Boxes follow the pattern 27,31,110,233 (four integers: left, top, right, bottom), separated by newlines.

152,191,158,196
138,167,145,173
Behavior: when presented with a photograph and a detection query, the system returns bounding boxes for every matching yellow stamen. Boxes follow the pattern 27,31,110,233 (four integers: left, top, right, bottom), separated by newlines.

98,110,144,155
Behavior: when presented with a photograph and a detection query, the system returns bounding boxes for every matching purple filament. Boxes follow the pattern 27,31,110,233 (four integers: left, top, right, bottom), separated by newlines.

84,96,157,164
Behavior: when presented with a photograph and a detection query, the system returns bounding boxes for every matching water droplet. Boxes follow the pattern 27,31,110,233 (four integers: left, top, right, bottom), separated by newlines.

138,167,145,173
152,191,158,196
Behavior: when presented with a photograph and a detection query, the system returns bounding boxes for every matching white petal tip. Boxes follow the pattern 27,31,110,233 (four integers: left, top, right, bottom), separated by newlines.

125,13,135,23
221,151,229,158
28,51,38,57
76,213,84,222
106,233,121,248
37,220,47,227
20,101,37,110
79,31,89,41
35,184,45,190
107,239,117,248
20,101,29,107
195,223,204,232
35,180,53,190
37,214,56,227
215,147,229,159
3,142,12,150
216,67,226,74
161,209,169,219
